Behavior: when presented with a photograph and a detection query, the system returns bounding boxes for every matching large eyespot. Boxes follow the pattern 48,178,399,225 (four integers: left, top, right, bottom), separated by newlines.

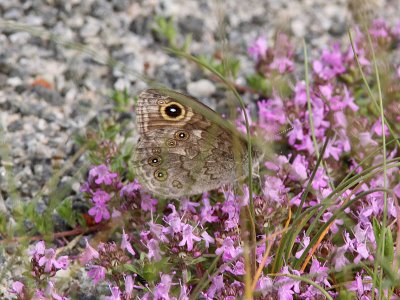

160,101,185,121
148,156,162,167
154,169,168,181
166,139,177,147
174,130,189,141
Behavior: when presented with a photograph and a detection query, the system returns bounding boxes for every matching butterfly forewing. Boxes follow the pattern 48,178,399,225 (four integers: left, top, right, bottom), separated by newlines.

133,88,253,198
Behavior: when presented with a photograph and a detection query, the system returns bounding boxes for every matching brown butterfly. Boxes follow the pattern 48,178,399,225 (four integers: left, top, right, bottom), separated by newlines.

133,88,259,198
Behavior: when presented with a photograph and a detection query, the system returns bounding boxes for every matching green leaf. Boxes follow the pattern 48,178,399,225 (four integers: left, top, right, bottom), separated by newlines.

123,263,140,274
153,16,177,47
111,89,131,112
142,258,171,282
187,256,207,265
384,227,394,265
56,197,78,228
246,74,270,95
372,217,381,242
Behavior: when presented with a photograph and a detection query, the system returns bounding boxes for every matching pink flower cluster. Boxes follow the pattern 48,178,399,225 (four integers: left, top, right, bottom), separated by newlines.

10,241,69,299
71,19,400,300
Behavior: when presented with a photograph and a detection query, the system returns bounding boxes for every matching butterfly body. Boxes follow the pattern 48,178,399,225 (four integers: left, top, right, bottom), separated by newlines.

134,89,257,198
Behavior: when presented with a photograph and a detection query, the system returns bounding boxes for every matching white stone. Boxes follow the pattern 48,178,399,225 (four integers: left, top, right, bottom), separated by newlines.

187,79,216,98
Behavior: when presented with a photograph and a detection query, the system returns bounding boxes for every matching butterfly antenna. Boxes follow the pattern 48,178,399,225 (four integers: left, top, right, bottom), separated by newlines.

274,124,294,137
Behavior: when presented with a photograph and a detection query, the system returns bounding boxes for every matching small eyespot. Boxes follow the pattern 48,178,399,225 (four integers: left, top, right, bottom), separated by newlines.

166,139,177,147
157,100,165,105
154,169,168,181
148,156,162,166
174,130,189,141
172,180,183,189
152,148,162,155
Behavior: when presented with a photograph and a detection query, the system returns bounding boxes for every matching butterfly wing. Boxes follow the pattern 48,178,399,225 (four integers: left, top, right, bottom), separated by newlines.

133,88,251,198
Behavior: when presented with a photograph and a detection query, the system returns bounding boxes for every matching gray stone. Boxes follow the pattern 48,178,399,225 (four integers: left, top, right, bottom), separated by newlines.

111,0,130,11
7,119,23,132
129,15,153,36
32,86,65,106
178,16,204,41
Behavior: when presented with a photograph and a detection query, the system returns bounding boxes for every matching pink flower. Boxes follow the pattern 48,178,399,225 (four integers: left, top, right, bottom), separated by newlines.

221,196,240,229
227,261,245,275
271,57,294,73
359,132,378,147
200,195,219,224
38,248,69,272
263,176,288,204
393,183,400,198
92,190,111,204
121,229,136,256
276,267,301,299
295,234,310,259
147,239,163,261
44,281,69,300
256,276,273,296
313,44,346,80
289,155,308,182
201,231,215,248
149,221,169,242
80,238,99,264
371,118,389,136
215,237,241,262
206,275,224,299
119,180,141,197
258,97,287,132
125,276,134,298
80,181,91,193
347,273,373,297
181,198,200,213
28,240,46,260
105,286,121,300
369,19,390,38
88,202,110,223
293,82,307,107
311,168,329,190
89,190,111,222
179,224,201,251
88,265,106,284
9,281,25,298
322,212,343,234
333,244,349,271
323,140,342,161
248,36,267,61
89,164,118,185
154,274,174,300
287,119,304,145
309,259,330,287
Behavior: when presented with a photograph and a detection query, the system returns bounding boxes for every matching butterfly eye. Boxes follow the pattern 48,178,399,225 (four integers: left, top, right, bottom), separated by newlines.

174,130,189,141
148,156,162,166
154,169,168,181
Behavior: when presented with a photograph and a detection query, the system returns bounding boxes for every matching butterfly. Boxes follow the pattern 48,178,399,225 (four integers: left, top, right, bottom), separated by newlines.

133,88,260,198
